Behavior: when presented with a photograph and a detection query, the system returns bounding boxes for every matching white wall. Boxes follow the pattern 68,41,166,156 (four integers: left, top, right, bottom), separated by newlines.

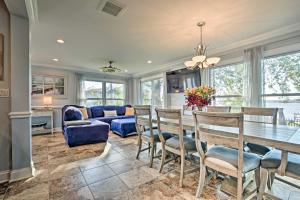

31,65,135,129
0,0,11,178
31,65,77,106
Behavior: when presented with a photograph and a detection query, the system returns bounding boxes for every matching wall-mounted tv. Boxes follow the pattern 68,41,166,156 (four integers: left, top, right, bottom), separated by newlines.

166,68,201,93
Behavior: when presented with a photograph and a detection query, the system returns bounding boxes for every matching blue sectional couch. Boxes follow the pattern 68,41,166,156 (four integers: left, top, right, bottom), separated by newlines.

111,118,137,137
62,105,135,146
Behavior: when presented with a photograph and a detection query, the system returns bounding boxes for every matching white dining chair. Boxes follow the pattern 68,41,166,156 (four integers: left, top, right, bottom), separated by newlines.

193,111,261,200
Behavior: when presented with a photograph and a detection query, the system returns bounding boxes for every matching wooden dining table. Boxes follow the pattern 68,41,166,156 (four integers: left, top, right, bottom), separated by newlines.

148,114,300,198
151,115,300,154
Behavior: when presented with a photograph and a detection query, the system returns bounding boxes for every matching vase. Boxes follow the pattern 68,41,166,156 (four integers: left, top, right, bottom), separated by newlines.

197,106,207,111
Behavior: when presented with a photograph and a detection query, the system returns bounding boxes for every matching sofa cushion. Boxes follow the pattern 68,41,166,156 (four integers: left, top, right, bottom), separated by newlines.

93,115,134,125
64,120,91,126
64,106,83,121
64,120,110,147
90,106,127,118
125,107,134,116
79,108,89,120
104,110,117,117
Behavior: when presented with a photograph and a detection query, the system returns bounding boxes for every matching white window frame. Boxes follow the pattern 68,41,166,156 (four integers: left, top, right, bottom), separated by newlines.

81,80,126,106
140,77,164,108
209,62,244,107
261,50,300,100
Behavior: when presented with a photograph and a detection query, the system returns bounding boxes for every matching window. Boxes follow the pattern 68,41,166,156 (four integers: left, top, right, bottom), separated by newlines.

81,80,125,106
141,78,164,108
106,83,125,105
262,51,300,125
82,81,103,106
32,74,66,97
210,63,244,107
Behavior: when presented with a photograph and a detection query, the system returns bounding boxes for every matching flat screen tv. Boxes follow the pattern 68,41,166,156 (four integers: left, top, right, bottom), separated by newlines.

166,68,201,93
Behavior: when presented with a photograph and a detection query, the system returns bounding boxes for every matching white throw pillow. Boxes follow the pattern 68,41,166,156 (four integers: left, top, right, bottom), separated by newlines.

104,110,117,117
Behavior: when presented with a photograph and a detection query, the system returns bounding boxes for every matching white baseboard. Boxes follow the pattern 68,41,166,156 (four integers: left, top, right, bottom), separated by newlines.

0,170,10,183
53,127,62,132
10,167,33,182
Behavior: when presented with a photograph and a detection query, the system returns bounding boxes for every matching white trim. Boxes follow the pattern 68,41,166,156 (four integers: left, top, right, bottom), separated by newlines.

10,167,33,182
32,105,63,109
140,73,164,82
25,0,38,24
53,127,62,133
9,111,32,119
0,170,10,183
264,43,300,58
133,23,300,78
31,63,132,78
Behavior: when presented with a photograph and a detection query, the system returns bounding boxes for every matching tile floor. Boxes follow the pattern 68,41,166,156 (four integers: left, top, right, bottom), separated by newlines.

1,132,300,200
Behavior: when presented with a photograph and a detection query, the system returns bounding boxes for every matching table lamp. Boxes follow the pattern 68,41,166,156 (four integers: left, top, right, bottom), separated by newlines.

43,96,53,108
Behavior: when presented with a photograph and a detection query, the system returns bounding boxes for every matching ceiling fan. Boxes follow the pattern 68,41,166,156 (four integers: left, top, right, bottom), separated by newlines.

99,61,122,73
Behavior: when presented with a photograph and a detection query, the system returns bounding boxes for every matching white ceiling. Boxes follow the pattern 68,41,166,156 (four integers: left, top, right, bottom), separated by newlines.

31,0,300,76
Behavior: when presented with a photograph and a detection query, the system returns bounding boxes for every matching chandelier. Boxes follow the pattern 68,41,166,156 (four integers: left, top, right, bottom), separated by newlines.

184,22,220,69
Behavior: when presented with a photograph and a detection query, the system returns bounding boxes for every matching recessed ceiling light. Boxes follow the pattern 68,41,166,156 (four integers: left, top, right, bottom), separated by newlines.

52,58,59,62
56,39,64,44
147,60,152,64
124,69,128,72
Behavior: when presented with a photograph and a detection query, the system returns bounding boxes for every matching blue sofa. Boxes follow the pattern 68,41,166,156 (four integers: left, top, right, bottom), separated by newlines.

62,105,135,146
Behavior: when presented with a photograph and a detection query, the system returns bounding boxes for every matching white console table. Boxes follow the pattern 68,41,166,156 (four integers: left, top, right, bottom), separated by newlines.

32,110,53,135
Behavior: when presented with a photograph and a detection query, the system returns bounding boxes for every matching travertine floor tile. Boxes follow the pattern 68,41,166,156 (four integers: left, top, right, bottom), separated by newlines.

4,132,300,200
82,165,116,185
89,176,128,199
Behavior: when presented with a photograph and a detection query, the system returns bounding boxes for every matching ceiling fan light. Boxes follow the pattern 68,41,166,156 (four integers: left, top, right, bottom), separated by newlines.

192,55,206,63
206,57,220,66
184,60,196,67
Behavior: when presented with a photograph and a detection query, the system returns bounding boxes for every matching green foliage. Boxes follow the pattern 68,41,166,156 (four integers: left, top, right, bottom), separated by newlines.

263,52,300,99
211,63,244,106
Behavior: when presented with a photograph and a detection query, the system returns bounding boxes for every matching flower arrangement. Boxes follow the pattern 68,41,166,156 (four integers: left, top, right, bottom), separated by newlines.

184,86,215,110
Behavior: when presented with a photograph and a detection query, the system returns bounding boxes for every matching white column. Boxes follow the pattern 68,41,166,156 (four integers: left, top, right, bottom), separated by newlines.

9,14,32,181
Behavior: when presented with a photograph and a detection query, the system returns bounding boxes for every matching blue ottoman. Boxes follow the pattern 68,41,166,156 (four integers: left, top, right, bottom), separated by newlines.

64,120,110,147
111,118,137,137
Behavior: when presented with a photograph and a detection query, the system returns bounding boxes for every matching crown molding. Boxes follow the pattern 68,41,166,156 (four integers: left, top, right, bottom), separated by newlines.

133,23,300,78
31,62,133,79
25,0,38,24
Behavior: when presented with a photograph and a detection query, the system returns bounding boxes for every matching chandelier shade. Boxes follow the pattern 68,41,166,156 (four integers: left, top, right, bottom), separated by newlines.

206,57,221,66
184,60,196,67
192,55,206,63
184,22,220,69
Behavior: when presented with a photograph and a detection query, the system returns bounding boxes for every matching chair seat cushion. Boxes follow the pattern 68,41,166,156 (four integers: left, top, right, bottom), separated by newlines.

206,146,261,173
165,136,197,151
143,130,173,142
261,149,300,176
247,143,271,155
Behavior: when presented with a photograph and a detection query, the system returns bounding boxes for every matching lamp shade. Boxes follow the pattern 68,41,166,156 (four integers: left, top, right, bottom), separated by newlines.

206,57,220,66
192,55,206,63
43,96,53,106
184,60,196,67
